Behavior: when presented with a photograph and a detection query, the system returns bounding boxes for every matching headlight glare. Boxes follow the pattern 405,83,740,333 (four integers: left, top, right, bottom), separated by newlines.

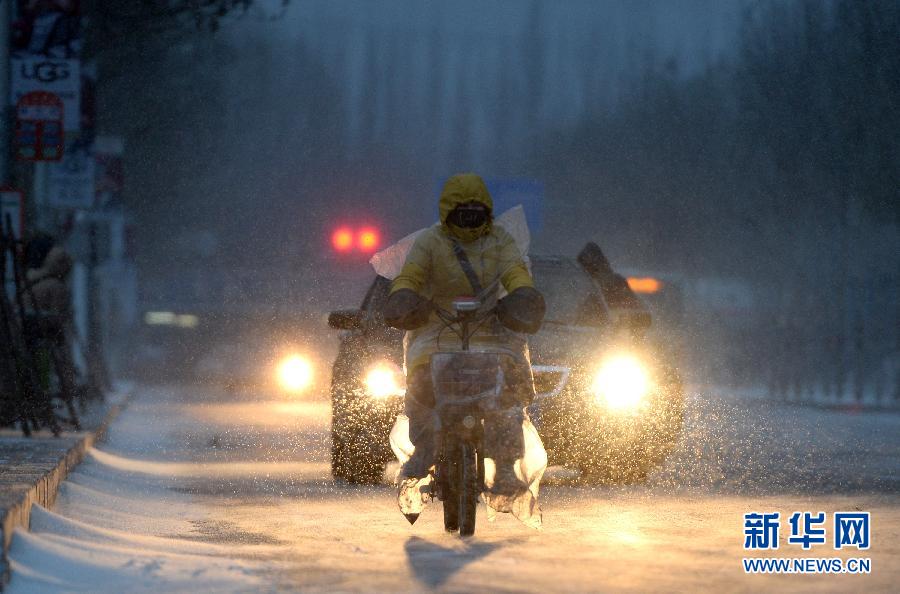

364,363,406,399
591,355,651,411
277,354,314,393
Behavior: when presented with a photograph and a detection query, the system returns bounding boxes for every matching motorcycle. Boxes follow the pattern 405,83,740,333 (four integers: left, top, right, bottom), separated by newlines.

392,295,547,536
428,296,517,537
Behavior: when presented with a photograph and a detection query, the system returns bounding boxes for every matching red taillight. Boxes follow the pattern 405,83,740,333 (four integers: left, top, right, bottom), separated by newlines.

357,228,380,252
332,227,354,252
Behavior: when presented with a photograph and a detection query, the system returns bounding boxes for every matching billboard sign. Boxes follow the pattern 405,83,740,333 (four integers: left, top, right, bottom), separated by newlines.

484,178,544,233
11,0,82,59
10,57,80,131
9,1,83,132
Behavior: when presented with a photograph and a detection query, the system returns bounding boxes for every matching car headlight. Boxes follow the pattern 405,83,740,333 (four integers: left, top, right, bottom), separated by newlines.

591,355,651,411
364,362,406,399
277,354,314,393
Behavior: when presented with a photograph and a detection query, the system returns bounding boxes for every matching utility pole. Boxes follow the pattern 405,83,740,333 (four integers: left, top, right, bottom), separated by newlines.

0,0,11,185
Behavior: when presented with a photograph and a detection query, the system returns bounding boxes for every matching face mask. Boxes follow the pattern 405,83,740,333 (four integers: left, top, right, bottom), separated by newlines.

448,223,489,242
446,204,489,229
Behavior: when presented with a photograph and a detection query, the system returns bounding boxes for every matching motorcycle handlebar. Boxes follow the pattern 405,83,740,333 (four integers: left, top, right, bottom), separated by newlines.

431,302,496,326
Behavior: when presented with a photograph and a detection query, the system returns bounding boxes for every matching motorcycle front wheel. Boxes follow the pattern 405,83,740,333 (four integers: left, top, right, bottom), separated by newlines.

441,452,460,532
443,483,459,532
458,442,479,537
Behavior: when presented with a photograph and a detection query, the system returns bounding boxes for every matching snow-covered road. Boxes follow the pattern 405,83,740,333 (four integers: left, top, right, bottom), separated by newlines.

7,385,900,593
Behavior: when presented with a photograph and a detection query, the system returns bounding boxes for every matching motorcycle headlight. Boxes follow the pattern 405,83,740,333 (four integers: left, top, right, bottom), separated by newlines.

591,355,651,411
363,362,406,399
277,354,314,393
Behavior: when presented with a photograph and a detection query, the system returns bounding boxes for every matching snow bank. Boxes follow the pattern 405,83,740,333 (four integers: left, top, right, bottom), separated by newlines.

9,515,266,594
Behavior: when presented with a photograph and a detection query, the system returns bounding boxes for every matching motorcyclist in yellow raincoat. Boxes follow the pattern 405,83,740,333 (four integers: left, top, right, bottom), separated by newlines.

383,173,546,516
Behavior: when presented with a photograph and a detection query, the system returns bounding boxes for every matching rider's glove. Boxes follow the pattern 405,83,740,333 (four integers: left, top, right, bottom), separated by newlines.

383,289,431,330
497,286,546,334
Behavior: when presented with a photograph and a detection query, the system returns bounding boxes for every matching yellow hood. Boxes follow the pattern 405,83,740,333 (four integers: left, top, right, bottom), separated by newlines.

439,173,493,241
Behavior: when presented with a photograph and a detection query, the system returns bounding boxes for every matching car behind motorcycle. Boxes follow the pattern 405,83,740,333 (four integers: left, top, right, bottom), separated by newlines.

328,242,684,485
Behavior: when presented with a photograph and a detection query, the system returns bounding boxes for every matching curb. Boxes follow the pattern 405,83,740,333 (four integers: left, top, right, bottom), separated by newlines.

0,394,130,589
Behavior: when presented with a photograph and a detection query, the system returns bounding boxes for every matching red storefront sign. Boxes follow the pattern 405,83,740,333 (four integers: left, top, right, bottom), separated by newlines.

15,91,64,161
